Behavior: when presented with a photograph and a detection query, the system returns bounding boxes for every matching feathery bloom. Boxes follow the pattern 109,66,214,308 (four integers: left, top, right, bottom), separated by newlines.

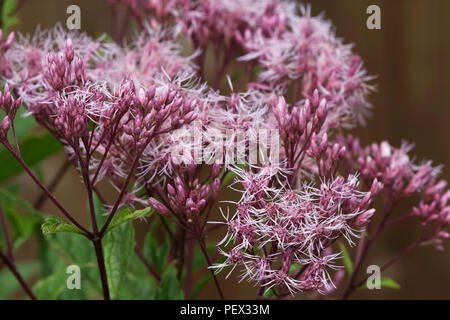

339,134,450,250
212,166,379,295
1,1,447,299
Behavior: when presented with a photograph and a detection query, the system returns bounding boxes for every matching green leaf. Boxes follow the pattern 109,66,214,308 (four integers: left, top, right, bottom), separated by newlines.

0,186,41,250
38,235,96,299
58,287,88,300
378,277,401,289
38,236,65,278
289,264,302,274
253,66,262,76
120,276,156,300
33,269,68,300
189,249,224,298
104,221,135,299
0,133,63,182
2,106,36,148
2,0,16,16
7,207,38,250
118,253,157,300
93,193,107,226
358,277,401,290
0,261,40,299
220,164,245,188
46,232,101,294
143,231,169,273
263,288,276,298
1,0,19,32
221,169,237,187
0,228,4,251
338,242,354,274
41,216,86,236
189,272,212,299
0,187,45,220
192,242,215,272
231,70,243,82
155,264,184,300
38,233,103,300
103,207,153,234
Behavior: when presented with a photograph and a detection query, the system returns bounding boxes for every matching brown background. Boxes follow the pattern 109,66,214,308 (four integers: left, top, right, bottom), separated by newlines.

6,0,450,299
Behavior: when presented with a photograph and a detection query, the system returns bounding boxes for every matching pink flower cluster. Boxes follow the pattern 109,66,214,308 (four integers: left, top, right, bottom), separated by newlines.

340,135,450,250
213,167,381,295
148,161,222,236
110,1,373,129
0,26,206,210
0,0,447,299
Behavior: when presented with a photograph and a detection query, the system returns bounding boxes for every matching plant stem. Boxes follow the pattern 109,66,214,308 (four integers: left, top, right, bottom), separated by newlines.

77,146,111,300
184,239,194,298
10,122,21,156
385,213,414,228
353,240,421,289
99,153,141,236
0,252,37,300
176,229,186,280
341,198,396,299
255,284,266,300
4,144,89,235
34,160,71,210
92,238,110,300
0,202,13,259
134,247,161,282
198,237,224,300
84,170,99,234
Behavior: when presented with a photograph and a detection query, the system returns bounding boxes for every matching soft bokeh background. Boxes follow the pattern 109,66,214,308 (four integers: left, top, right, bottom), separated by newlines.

4,0,450,299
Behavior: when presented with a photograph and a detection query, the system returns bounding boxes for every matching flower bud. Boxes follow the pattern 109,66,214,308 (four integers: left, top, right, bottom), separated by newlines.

167,184,176,196
138,87,147,106
319,133,328,153
211,161,221,178
148,198,170,217
3,32,14,51
65,38,74,62
355,208,375,226
1,115,10,134
312,89,319,108
317,98,327,120
212,178,220,198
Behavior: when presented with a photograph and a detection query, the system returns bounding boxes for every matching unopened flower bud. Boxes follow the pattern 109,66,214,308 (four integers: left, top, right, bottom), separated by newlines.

370,178,383,196
211,161,221,178
317,98,327,120
197,199,206,210
355,208,375,226
186,198,195,211
3,32,14,51
319,133,328,153
212,178,220,198
167,184,176,196
148,197,170,217
147,85,156,100
200,185,210,199
1,115,10,133
65,39,74,62
312,89,319,108
138,87,148,106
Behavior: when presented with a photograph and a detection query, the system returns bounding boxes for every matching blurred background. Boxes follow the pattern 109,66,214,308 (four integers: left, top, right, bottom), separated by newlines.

2,0,449,299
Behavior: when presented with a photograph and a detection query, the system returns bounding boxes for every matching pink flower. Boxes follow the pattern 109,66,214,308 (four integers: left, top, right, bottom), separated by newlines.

212,167,376,295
